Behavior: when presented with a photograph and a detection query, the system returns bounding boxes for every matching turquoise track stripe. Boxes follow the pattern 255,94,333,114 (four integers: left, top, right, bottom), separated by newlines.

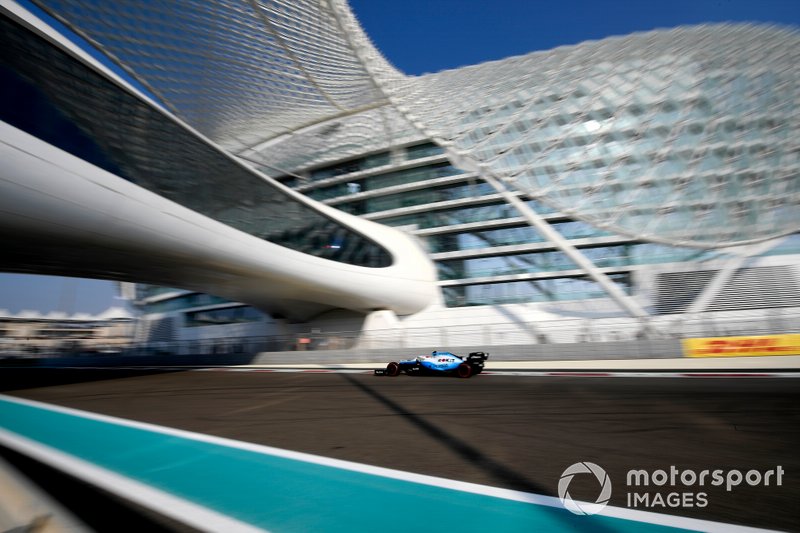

0,395,696,532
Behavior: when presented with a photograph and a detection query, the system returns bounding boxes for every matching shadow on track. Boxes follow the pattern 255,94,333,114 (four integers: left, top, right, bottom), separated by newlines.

340,373,618,533
0,368,186,393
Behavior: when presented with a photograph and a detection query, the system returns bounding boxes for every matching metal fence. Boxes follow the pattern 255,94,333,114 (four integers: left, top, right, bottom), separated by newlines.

2,309,797,360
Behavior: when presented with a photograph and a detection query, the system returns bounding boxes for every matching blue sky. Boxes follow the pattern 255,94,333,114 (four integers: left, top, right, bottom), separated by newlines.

0,275,127,316
1,0,798,315
350,0,800,75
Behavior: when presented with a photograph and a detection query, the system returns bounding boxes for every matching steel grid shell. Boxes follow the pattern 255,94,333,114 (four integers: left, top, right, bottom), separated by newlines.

29,0,800,248
354,23,800,249
28,0,401,153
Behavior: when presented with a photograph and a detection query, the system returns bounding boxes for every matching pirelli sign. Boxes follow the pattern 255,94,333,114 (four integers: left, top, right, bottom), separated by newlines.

683,334,800,357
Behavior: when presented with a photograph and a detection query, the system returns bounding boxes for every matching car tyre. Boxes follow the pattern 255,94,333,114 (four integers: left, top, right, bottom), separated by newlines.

456,363,473,378
386,362,400,377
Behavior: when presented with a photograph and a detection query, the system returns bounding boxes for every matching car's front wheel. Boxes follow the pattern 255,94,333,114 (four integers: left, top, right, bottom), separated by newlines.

386,362,400,376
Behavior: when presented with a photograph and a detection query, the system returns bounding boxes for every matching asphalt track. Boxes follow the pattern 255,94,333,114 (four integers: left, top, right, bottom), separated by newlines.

2,368,799,531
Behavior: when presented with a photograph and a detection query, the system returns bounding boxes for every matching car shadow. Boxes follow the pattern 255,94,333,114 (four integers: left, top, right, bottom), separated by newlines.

340,373,618,532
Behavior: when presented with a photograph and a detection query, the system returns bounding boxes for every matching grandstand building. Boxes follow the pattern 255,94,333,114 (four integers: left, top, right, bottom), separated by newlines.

0,307,134,358
2,1,799,351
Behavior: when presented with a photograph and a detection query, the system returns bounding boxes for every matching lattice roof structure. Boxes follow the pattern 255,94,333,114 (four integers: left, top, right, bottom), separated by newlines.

29,0,800,248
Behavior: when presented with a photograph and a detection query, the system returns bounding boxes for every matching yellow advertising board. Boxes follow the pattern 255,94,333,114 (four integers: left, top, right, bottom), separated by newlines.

683,334,800,358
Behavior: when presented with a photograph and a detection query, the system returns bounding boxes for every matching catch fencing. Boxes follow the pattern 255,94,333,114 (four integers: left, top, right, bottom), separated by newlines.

3,309,797,362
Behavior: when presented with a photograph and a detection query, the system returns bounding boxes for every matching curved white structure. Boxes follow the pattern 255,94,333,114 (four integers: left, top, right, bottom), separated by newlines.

0,124,437,320
0,4,437,320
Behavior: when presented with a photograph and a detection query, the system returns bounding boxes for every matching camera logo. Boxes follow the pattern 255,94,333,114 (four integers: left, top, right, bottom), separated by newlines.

558,462,612,515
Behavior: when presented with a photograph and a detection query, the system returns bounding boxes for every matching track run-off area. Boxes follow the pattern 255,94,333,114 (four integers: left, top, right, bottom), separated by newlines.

0,367,798,532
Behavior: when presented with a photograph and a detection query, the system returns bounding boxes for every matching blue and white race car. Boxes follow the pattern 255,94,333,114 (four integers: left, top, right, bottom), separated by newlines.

374,351,489,378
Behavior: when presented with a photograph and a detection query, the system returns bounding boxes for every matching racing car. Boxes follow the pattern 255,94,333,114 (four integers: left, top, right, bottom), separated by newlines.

374,350,488,378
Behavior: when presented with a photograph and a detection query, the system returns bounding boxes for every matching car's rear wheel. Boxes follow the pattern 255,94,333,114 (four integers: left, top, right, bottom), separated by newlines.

456,363,473,378
386,362,400,376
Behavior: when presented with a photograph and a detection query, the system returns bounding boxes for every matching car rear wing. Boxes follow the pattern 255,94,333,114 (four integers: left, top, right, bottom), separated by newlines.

466,352,489,362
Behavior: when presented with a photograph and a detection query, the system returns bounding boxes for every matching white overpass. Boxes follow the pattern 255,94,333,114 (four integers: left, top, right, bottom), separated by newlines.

0,3,437,320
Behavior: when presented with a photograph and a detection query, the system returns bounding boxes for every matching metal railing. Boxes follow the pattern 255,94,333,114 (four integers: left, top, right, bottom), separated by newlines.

2,309,797,359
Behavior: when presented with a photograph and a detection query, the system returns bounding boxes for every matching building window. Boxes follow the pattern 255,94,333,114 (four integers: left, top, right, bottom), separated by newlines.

185,306,264,327
405,142,444,160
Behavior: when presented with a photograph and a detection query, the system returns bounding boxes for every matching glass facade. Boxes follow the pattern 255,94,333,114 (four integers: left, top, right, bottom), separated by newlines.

443,274,633,307
438,251,582,280
378,200,556,229
185,306,265,327
426,221,614,254
306,162,462,201
309,152,391,182
140,293,232,315
405,142,445,160
300,145,647,306
336,180,494,215
437,244,716,281
292,107,785,308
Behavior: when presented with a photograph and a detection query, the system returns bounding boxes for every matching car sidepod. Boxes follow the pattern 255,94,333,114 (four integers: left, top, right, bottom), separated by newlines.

420,354,461,374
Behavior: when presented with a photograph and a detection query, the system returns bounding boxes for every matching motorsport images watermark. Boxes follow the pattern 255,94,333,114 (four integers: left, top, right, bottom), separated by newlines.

558,462,785,515
558,462,612,515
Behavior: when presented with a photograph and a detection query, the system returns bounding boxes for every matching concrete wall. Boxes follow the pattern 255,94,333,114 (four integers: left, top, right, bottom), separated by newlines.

19,339,682,367
251,339,683,365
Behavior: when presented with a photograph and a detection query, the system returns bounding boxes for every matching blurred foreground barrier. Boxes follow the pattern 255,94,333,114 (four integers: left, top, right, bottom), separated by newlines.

683,334,800,358
0,454,90,532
